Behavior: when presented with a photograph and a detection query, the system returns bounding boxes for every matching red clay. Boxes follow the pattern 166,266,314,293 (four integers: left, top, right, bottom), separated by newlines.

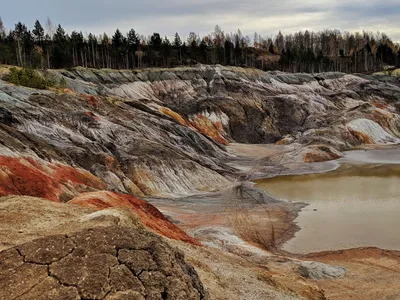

85,111,101,121
81,94,99,107
69,191,201,245
190,115,228,145
0,156,106,202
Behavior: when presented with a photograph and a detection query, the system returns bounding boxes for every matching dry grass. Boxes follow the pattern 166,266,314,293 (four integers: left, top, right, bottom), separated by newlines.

227,185,277,251
374,68,400,76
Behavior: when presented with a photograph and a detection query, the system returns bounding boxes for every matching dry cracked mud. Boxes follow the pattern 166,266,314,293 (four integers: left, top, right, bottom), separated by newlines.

0,226,208,300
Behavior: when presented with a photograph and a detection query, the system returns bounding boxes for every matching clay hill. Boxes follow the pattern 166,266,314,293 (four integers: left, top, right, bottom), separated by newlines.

1,65,400,300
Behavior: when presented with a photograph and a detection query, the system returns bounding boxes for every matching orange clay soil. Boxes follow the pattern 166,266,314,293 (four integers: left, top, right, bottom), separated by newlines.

0,156,199,245
303,247,400,300
69,191,201,246
0,156,106,201
190,115,229,145
160,108,229,145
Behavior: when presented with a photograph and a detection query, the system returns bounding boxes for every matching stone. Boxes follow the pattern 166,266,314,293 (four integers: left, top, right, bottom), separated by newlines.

298,261,346,280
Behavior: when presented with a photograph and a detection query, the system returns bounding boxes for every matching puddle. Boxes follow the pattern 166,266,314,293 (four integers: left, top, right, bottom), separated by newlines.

255,156,400,254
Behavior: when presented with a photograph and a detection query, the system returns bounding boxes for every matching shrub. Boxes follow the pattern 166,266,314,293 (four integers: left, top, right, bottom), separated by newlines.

8,67,20,85
59,77,67,88
5,67,49,89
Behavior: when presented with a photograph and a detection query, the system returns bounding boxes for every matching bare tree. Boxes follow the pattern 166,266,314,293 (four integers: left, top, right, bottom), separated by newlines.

0,17,5,38
44,17,55,68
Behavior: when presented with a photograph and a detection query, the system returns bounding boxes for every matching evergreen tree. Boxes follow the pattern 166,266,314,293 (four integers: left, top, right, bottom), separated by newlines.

112,29,124,68
269,43,275,54
149,33,162,50
174,33,182,47
32,20,44,43
0,18,399,73
127,29,140,68
88,33,97,68
52,24,70,68
162,36,171,66
173,33,182,64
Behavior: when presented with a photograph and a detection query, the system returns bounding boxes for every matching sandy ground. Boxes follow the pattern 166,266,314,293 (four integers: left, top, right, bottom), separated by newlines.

227,143,292,159
343,146,400,164
305,248,400,300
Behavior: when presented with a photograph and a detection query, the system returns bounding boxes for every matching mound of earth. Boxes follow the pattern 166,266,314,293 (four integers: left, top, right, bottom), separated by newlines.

0,226,208,300
0,194,199,250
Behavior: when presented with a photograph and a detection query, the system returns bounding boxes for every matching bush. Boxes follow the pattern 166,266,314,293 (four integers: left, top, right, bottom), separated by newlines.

5,67,49,89
59,77,67,88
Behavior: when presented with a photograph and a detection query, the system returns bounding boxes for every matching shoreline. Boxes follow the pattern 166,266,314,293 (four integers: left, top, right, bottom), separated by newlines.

149,143,400,257
256,144,400,256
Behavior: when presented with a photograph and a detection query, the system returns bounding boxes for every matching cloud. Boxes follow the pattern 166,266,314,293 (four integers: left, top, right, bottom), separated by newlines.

2,0,400,41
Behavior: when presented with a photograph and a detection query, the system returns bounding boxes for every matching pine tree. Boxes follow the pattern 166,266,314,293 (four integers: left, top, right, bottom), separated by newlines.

88,33,97,68
112,29,123,48
162,36,171,66
32,20,44,43
32,20,45,68
52,24,70,68
174,33,182,47
149,33,162,50
269,43,275,54
127,29,140,68
174,33,182,64
112,29,124,68
101,33,111,68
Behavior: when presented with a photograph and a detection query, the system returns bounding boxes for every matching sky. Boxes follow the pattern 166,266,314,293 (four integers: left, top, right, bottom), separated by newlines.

2,0,400,41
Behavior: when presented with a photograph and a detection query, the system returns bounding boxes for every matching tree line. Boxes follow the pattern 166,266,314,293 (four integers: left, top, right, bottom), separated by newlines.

0,17,399,73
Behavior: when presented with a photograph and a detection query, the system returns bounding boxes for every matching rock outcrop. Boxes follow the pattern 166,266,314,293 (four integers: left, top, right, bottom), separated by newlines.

1,66,400,199
298,261,346,280
47,66,400,150
0,81,231,198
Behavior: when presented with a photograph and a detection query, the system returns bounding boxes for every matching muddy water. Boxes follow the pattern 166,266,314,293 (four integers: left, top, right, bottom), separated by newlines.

255,149,400,254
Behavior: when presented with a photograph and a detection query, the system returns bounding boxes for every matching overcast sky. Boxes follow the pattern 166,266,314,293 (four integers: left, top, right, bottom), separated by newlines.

2,0,400,41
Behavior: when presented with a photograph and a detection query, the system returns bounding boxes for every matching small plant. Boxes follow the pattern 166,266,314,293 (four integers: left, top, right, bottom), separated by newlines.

8,67,20,85
384,69,394,76
59,77,67,88
5,67,49,89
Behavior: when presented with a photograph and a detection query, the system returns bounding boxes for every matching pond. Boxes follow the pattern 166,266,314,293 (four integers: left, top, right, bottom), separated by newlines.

255,148,400,254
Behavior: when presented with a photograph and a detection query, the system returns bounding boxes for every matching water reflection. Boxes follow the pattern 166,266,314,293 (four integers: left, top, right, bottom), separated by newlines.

255,163,400,253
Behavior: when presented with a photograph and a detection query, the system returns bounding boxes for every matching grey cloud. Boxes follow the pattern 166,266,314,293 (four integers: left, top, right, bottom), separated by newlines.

2,0,400,40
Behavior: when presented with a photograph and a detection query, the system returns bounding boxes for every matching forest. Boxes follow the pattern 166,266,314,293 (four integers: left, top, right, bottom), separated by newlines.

0,17,399,73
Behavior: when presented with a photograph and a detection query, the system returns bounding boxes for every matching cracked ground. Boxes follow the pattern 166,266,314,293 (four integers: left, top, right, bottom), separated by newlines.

0,226,208,300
